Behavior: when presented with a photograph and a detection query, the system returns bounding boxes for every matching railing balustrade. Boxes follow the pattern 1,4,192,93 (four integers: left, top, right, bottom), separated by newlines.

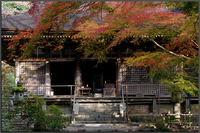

122,83,168,96
162,111,193,128
2,85,76,96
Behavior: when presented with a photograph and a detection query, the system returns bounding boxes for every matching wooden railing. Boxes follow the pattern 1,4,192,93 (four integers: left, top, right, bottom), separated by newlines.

162,111,193,128
2,85,76,114
122,83,168,96
2,85,76,96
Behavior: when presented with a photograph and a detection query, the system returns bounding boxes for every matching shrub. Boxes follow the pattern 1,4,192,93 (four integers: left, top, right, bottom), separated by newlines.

20,94,70,131
155,120,165,130
46,105,70,131
161,127,171,132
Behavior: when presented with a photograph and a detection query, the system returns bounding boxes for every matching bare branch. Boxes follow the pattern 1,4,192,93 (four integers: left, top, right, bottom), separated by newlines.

148,37,191,60
187,35,198,47
190,38,198,47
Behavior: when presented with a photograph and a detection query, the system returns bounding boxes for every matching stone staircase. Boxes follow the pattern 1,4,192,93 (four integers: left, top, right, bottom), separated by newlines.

74,102,125,123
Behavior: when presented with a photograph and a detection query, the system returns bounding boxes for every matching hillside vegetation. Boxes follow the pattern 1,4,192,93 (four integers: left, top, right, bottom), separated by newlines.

2,1,30,16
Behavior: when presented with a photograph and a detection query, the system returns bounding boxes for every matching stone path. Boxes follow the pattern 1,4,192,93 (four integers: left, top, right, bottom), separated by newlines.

63,123,199,132
63,123,140,132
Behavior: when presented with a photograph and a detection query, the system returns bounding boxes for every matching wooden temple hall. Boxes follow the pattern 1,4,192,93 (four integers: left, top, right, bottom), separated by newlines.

2,33,168,98
2,12,198,118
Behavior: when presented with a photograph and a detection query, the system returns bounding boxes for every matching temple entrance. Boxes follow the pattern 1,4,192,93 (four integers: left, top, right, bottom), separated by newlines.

81,61,116,94
50,62,75,95
50,60,116,95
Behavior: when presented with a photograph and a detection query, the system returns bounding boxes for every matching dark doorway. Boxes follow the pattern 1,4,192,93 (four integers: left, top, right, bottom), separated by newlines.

50,62,75,95
81,61,116,94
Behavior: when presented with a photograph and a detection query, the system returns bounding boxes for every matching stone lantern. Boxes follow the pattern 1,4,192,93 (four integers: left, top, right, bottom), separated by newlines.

12,80,27,100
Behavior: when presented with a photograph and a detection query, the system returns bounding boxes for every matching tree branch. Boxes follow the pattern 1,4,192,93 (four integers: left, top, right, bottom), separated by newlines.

182,75,198,80
148,37,191,60
188,36,199,47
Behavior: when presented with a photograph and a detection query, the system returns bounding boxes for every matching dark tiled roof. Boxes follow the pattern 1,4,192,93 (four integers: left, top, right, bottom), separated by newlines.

2,12,39,29
2,12,73,30
2,11,103,30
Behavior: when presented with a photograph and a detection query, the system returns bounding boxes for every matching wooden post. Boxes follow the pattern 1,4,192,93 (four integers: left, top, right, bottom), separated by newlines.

158,84,160,114
124,110,126,123
188,111,191,127
73,111,75,124
70,86,72,113
75,54,82,96
153,99,157,113
126,85,128,119
163,114,165,121
139,84,141,94
167,111,170,123
184,114,186,122
116,59,122,96
186,97,190,112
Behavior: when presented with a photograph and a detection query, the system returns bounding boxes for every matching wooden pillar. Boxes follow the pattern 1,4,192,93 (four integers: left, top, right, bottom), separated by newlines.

186,97,190,112
158,84,160,114
116,58,125,96
126,86,128,114
45,61,51,96
153,98,157,113
75,54,82,96
15,60,20,86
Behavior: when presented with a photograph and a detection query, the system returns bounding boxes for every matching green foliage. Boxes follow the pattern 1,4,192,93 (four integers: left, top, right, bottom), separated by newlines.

46,105,70,131
142,124,156,128
124,50,198,96
21,94,70,131
2,90,70,132
14,11,19,15
161,127,171,132
155,120,165,130
3,1,30,13
185,56,198,76
2,62,15,86
191,105,199,110
1,87,15,131
161,73,198,96
3,2,17,8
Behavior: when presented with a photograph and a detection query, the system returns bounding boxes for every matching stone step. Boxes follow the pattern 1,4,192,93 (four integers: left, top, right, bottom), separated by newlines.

79,105,120,109
79,105,119,108
77,102,123,124
63,128,139,132
79,109,120,112
78,104,120,106
75,100,122,102
74,119,124,122
73,121,125,124
75,114,123,118
79,107,119,110
79,108,120,112
70,123,132,127
78,112,120,115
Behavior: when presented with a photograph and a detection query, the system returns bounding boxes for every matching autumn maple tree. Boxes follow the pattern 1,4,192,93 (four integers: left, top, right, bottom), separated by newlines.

6,1,199,96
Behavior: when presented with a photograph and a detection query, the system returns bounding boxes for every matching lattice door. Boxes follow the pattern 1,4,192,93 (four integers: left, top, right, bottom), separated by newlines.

18,61,46,95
